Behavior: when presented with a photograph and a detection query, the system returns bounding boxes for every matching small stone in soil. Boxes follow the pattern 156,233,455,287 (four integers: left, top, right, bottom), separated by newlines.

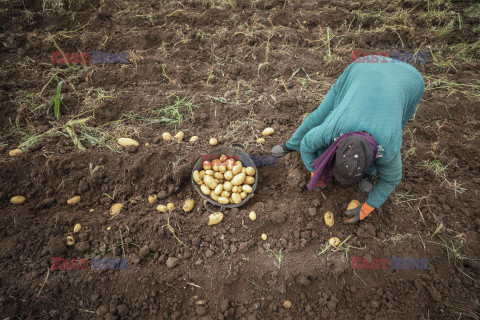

166,257,179,268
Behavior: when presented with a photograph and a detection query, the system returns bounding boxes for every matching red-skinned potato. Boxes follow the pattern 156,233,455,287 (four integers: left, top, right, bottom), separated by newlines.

203,160,212,170
220,154,228,162
225,159,236,170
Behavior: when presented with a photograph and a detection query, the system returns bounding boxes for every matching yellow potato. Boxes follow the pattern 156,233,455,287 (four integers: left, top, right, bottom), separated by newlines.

242,185,253,193
199,170,206,178
200,185,211,195
324,211,334,227
214,172,224,180
157,205,167,213
189,136,198,142
74,223,81,233
148,195,158,204
214,184,223,195
220,191,230,198
329,237,341,247
193,170,201,183
283,300,292,309
232,161,243,175
231,186,240,194
257,137,265,144
249,211,257,220
205,170,214,176
261,233,267,240
242,167,246,174
118,138,139,147
218,197,229,204
162,132,172,141
66,236,75,246
167,203,175,211
231,173,246,186
214,179,220,184
245,176,255,185
110,203,124,215
218,165,227,173
9,149,23,157
262,127,275,136
347,200,362,211
209,137,218,145
224,171,233,181
203,175,218,189
174,131,184,141
183,199,195,213
67,196,81,205
231,193,242,204
245,167,255,176
240,192,247,199
223,181,233,191
210,193,219,202
208,212,223,225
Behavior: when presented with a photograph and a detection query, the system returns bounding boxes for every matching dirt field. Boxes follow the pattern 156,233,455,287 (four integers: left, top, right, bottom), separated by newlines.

1,0,480,319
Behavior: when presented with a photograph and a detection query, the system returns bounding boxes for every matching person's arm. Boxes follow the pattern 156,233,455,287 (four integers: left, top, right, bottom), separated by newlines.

366,151,403,208
299,124,329,172
285,87,336,151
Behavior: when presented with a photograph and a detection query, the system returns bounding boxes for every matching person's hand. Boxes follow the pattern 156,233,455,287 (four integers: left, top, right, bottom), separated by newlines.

310,172,326,188
344,203,375,223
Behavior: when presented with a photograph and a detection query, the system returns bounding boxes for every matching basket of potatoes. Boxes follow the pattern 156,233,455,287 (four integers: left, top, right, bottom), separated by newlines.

192,145,258,210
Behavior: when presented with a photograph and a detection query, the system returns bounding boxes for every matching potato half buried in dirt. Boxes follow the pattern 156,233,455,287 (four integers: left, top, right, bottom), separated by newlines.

174,131,184,141
110,203,124,215
73,223,81,233
9,149,23,157
329,237,341,247
10,196,26,205
118,138,139,147
162,132,172,141
67,196,81,205
208,212,223,225
324,211,334,227
262,127,275,136
347,200,361,210
183,199,195,213
66,236,75,246
157,205,167,213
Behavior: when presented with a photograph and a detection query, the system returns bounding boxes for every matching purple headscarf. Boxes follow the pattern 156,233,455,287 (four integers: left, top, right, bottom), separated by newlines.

307,131,378,191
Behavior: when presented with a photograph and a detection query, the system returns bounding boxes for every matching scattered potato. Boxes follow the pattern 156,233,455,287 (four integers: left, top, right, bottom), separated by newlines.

261,233,267,241
262,127,275,136
107,227,111,231
249,211,257,220
174,131,184,141
110,203,124,216
283,300,292,309
167,203,175,211
66,236,75,246
145,143,150,146
329,237,341,247
208,212,223,225
9,149,23,157
10,196,26,205
162,132,172,141
157,205,167,213
148,195,158,204
347,200,362,211
324,211,334,227
183,199,195,213
209,138,218,146
189,136,198,142
118,137,139,147
200,185,211,195
257,137,265,144
245,167,255,176
74,223,81,233
67,196,81,205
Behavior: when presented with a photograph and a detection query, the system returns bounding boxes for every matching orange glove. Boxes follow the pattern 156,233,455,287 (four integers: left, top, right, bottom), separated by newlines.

344,203,375,223
310,172,326,188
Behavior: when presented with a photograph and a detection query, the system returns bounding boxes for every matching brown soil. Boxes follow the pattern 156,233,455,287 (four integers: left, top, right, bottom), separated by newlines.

1,0,480,319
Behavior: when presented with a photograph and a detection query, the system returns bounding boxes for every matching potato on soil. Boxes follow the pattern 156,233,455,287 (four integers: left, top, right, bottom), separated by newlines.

208,212,223,225
73,223,81,233
157,205,167,213
110,203,124,215
183,199,195,212
174,131,184,141
200,185,211,195
189,136,198,142
67,196,81,205
249,211,257,220
324,211,334,227
66,236,75,246
148,194,158,204
209,138,218,145
167,203,175,211
245,167,255,176
261,233,267,240
257,137,265,144
10,196,26,205
262,127,275,136
118,137,139,147
162,132,172,141
329,237,341,247
283,300,292,309
231,173,246,186
9,149,23,157
347,200,361,210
